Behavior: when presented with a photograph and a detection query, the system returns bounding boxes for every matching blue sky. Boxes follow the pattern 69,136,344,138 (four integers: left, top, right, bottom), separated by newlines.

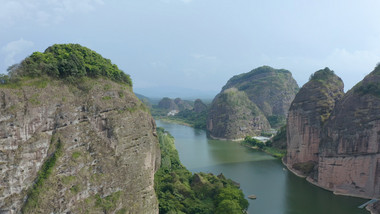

1,0,380,98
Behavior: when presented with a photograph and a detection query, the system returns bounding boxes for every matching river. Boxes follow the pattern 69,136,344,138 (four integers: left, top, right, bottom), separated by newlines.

156,120,369,214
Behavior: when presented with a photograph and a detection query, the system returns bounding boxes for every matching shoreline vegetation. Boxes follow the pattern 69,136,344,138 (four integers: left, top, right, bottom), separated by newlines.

241,139,286,159
154,127,248,214
156,119,286,159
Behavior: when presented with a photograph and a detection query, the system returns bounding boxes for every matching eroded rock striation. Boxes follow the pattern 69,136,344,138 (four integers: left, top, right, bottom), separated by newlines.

207,88,270,140
286,68,344,174
0,44,160,213
207,66,298,139
222,66,299,121
193,99,207,113
316,66,380,198
286,65,380,200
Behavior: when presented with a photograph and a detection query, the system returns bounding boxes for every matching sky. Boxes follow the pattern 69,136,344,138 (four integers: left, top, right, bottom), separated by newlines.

1,0,380,98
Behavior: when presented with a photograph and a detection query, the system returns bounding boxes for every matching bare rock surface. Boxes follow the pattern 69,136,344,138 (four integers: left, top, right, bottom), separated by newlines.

207,88,269,140
286,68,344,174
0,78,160,213
207,66,299,139
286,66,380,201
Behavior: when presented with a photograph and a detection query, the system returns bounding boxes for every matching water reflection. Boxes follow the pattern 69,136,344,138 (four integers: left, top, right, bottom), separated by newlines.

156,120,368,214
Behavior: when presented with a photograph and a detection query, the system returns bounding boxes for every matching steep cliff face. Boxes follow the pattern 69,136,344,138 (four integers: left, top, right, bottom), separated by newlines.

157,97,192,112
286,68,344,174
158,97,178,111
193,99,207,113
207,88,270,140
207,66,298,139
316,66,380,198
286,65,380,200
222,66,299,120
0,44,160,213
0,78,160,214
173,98,193,111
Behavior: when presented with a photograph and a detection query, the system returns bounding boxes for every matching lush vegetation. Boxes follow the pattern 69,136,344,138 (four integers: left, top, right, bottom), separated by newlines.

3,44,132,86
353,64,380,97
354,82,380,98
155,127,248,214
292,161,316,175
168,109,207,129
22,137,63,213
309,67,336,82
151,102,208,130
267,115,286,129
243,135,286,158
269,125,287,150
219,66,298,127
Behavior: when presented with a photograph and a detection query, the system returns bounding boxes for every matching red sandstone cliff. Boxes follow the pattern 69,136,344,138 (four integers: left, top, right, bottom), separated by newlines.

286,65,380,202
316,66,380,198
286,68,344,175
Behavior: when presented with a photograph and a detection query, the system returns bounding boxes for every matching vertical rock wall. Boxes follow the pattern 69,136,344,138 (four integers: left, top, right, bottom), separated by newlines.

286,66,380,200
286,68,344,174
207,88,270,140
317,71,380,198
0,78,160,213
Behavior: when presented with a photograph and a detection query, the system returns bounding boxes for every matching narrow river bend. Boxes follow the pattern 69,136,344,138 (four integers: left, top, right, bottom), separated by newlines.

156,120,368,214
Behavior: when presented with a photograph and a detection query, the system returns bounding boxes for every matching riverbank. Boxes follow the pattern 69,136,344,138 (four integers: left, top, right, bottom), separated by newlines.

240,141,286,158
156,120,369,214
154,117,193,127
208,134,244,142
160,119,287,158
283,158,374,213
366,202,380,214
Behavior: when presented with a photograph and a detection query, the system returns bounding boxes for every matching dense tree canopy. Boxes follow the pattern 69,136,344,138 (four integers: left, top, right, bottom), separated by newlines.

7,44,132,86
155,127,248,214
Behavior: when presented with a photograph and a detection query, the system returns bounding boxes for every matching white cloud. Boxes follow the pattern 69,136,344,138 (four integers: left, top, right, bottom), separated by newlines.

1,39,34,67
0,0,104,27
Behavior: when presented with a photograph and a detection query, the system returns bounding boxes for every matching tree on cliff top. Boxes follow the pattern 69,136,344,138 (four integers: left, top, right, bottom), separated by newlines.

6,44,132,86
309,67,336,82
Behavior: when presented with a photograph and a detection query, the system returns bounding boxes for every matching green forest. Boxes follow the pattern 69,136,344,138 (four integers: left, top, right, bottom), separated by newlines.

154,127,248,214
2,44,132,86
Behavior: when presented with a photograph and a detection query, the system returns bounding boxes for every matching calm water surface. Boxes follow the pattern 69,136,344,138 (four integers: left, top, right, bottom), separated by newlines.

156,120,368,214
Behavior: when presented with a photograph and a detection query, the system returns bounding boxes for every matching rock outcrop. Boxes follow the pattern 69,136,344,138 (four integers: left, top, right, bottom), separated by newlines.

0,44,160,213
173,98,193,111
316,66,380,198
207,88,270,140
286,65,380,200
286,68,344,174
157,97,192,112
158,97,178,111
193,99,207,113
207,66,298,139
222,66,299,121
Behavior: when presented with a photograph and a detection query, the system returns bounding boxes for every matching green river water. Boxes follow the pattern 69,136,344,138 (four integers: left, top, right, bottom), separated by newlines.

156,120,369,214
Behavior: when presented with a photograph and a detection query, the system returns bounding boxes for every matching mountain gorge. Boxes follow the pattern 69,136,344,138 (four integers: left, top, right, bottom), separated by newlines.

286,66,380,203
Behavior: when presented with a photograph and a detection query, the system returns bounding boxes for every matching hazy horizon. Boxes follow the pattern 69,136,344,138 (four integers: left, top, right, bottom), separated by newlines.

1,0,380,97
